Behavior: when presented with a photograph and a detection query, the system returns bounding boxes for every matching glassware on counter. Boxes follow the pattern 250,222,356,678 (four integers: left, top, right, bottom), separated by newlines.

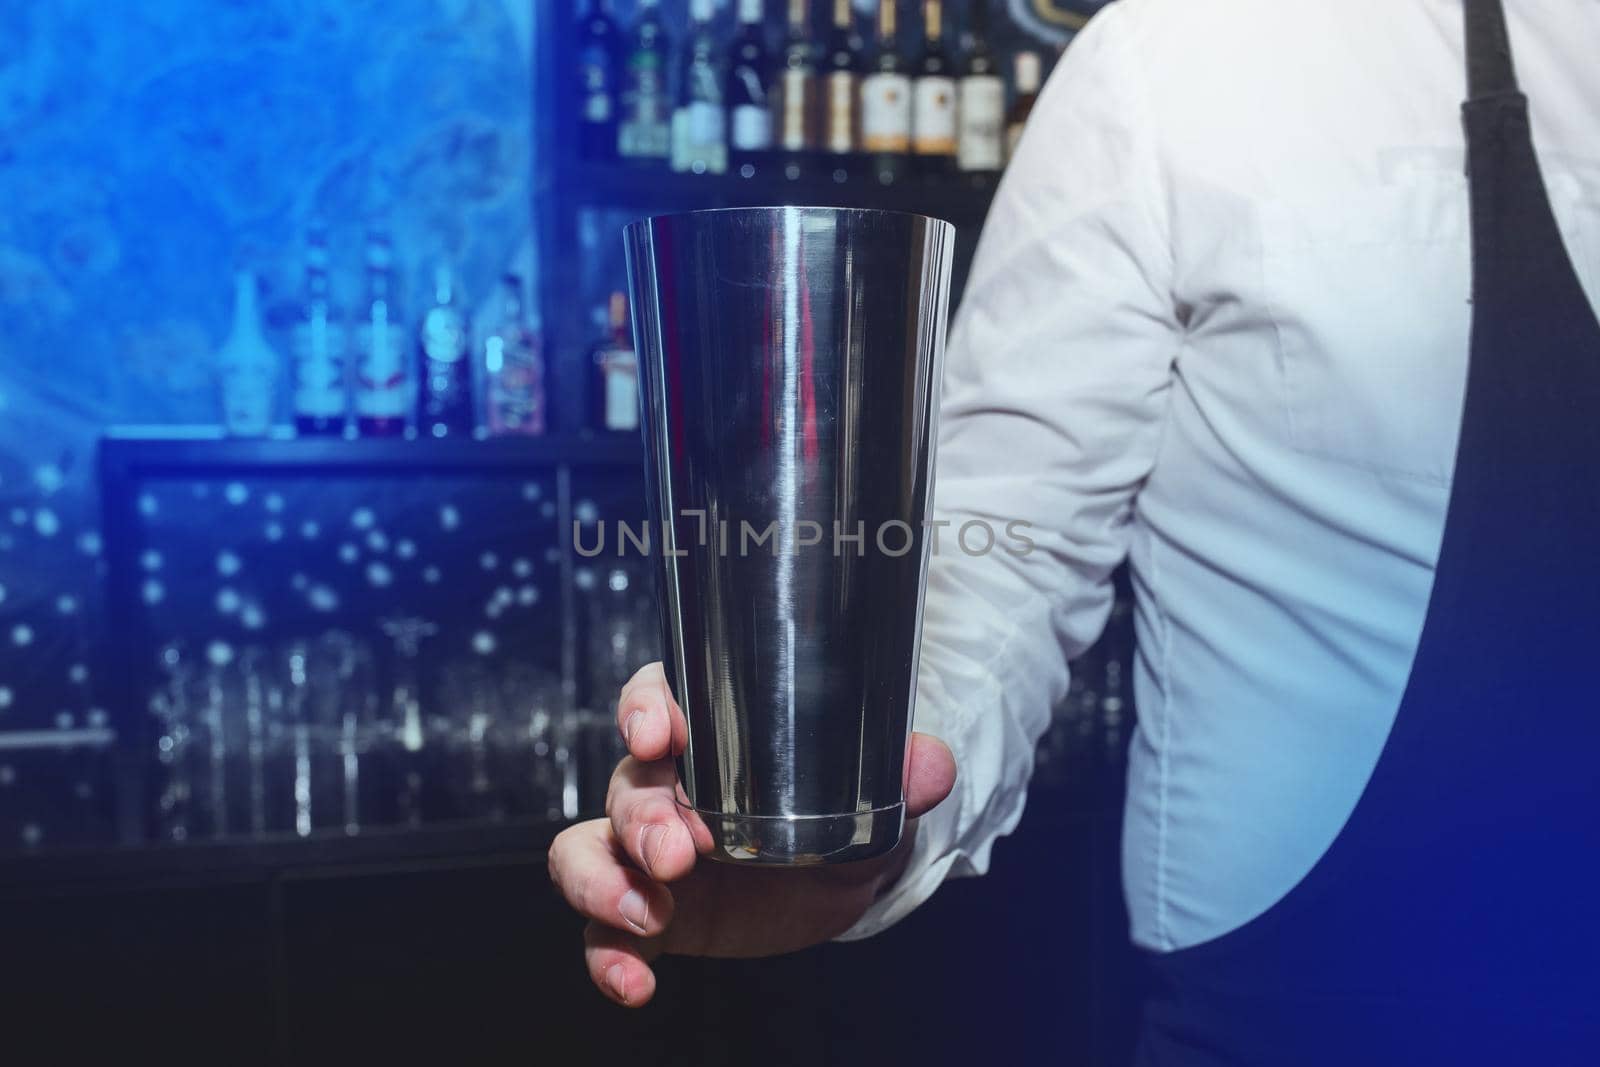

148,627,584,841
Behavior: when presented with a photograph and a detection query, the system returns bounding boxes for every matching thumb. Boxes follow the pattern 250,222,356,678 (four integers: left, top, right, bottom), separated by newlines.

904,732,956,818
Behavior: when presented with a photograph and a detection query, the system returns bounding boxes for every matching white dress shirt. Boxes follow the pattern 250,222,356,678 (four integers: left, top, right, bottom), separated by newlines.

841,0,1600,952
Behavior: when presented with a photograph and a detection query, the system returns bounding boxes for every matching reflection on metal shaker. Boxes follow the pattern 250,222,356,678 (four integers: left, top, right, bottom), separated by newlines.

624,206,954,864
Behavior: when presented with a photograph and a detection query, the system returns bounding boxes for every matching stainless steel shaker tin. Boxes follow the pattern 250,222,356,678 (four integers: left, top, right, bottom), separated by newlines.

624,206,954,865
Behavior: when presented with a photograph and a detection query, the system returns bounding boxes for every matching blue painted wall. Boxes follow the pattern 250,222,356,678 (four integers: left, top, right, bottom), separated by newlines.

0,1,533,734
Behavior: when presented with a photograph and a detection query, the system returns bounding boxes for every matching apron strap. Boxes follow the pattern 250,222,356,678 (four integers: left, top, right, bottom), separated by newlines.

1464,0,1519,99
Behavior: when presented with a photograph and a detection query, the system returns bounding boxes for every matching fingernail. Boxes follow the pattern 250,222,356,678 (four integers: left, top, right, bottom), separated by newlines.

618,889,649,933
639,823,668,875
622,709,644,746
605,963,628,1004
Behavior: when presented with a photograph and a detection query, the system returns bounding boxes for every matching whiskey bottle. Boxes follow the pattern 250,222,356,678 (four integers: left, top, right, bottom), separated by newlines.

911,0,956,171
861,0,912,185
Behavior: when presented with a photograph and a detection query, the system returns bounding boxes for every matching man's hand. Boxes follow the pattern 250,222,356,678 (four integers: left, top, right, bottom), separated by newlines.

546,662,957,1007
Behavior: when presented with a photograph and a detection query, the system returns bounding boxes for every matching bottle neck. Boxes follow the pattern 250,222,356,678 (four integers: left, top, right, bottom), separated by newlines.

231,273,260,330
365,238,393,300
970,0,989,43
923,0,942,44
737,0,764,25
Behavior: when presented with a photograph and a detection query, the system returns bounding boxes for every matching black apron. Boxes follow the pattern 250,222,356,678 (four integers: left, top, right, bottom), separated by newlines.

1136,1,1600,1062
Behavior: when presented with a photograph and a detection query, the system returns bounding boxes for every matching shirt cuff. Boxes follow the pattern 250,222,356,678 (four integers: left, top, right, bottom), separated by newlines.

834,696,972,941
834,804,966,941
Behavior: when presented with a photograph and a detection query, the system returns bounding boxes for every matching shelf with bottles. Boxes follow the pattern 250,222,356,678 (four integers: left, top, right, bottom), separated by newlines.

564,0,1055,221
554,155,999,223
99,428,644,474
214,225,581,453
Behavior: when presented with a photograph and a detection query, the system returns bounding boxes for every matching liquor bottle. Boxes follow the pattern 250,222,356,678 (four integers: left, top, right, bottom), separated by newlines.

482,273,546,437
727,0,773,171
774,0,817,168
576,0,622,161
592,292,638,434
216,271,279,438
290,226,347,436
956,1,1004,174
354,233,407,438
417,263,472,439
1005,51,1042,162
861,0,912,185
671,0,728,175
911,0,956,170
821,0,864,164
618,0,670,163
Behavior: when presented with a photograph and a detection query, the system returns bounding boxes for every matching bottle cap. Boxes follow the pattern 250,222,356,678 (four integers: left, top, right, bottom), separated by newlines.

1015,51,1041,93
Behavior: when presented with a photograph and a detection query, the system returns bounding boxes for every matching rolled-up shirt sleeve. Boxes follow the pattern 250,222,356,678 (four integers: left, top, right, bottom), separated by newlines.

839,2,1178,941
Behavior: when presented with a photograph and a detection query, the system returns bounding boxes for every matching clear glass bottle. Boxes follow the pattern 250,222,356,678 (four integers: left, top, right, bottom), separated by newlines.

354,233,408,438
482,273,546,437
216,271,279,438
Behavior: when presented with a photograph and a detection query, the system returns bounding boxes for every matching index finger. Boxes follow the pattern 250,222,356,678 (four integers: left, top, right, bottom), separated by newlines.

615,661,688,763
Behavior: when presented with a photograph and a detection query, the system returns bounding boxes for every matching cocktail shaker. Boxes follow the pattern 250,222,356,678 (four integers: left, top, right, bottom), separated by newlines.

623,206,954,865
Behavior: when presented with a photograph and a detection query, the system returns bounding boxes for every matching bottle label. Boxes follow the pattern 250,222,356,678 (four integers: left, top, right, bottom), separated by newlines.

957,75,1004,171
860,73,911,152
291,309,347,419
603,351,639,432
912,75,956,154
218,361,276,437
687,101,726,146
421,307,467,364
824,71,856,153
732,104,773,151
487,334,545,436
779,69,814,151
